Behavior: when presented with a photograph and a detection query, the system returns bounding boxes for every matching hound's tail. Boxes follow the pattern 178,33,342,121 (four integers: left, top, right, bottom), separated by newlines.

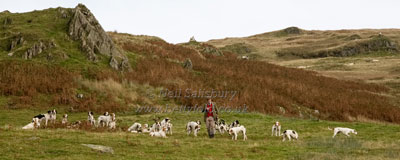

328,127,333,130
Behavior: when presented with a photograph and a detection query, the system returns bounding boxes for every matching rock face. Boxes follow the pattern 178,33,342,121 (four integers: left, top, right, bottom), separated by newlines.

23,41,55,59
68,4,130,71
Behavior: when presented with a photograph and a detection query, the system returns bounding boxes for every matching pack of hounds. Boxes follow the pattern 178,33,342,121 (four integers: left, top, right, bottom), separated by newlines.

22,109,358,141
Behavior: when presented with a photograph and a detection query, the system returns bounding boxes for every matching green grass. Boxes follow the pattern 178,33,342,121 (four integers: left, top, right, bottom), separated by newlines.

1,109,399,159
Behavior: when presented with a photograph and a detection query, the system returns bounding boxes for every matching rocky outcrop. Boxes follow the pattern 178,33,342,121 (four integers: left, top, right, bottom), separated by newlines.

68,4,130,71
283,27,301,34
9,34,25,51
201,44,223,56
183,58,193,70
23,41,55,59
181,41,223,57
277,35,399,58
189,36,196,42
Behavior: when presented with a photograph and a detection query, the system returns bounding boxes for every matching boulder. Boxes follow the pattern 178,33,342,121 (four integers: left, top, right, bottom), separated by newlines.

81,144,114,154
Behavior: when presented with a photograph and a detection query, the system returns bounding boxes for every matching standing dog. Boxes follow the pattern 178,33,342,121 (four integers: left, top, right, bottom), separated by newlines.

150,121,161,132
166,123,173,135
49,109,57,124
329,127,357,138
228,125,248,141
272,121,281,136
160,118,170,127
282,130,298,141
34,110,52,126
61,114,68,124
108,113,116,129
229,120,240,129
97,112,112,127
215,119,228,134
87,111,95,126
160,118,172,134
186,120,201,137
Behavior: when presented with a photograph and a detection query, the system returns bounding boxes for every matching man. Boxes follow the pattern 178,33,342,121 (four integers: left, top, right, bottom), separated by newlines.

203,98,218,138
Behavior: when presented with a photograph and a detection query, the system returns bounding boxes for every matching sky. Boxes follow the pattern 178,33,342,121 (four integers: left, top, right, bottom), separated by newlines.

1,0,400,43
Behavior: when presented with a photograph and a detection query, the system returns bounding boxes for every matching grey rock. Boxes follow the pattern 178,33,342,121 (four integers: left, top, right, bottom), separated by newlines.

68,4,130,71
9,35,24,51
201,45,223,56
189,36,196,42
183,58,192,70
283,27,301,34
109,56,120,70
81,144,114,154
23,41,54,59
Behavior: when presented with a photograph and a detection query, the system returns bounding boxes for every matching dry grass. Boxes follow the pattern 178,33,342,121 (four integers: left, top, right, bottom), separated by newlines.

112,33,400,123
0,60,77,108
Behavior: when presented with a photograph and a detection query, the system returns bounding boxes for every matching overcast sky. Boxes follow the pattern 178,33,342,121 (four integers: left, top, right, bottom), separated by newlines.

1,0,400,43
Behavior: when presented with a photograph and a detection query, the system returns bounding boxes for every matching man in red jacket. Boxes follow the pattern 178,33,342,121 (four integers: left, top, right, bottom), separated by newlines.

203,98,218,138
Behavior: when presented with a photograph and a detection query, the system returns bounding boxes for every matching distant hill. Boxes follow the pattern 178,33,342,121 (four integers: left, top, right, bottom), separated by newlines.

208,27,400,59
1,5,400,123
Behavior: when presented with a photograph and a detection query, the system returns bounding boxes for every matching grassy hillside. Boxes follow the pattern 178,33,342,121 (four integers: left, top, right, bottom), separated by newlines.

0,110,399,159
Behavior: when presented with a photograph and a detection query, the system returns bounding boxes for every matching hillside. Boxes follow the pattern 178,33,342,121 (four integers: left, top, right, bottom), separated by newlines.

208,27,400,59
208,27,400,108
1,5,400,124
